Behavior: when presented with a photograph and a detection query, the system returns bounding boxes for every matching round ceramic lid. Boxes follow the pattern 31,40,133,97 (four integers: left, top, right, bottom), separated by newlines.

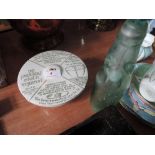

17,50,88,107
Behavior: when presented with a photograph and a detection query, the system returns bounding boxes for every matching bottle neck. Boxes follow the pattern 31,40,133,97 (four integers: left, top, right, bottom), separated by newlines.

116,34,145,47
116,19,148,47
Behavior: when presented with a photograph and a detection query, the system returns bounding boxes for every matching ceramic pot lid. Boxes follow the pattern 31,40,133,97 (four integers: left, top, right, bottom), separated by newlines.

17,50,88,107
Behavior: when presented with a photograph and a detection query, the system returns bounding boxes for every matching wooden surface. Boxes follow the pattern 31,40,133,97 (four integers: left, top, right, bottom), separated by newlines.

0,20,155,134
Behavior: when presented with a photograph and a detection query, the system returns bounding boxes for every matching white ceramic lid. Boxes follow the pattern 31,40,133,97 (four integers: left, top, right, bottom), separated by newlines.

17,50,88,107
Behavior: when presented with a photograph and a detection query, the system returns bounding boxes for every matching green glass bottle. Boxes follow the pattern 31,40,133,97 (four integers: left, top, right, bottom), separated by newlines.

91,20,148,112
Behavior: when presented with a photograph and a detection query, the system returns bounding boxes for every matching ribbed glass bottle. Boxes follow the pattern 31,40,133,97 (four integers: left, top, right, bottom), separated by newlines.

91,20,148,112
